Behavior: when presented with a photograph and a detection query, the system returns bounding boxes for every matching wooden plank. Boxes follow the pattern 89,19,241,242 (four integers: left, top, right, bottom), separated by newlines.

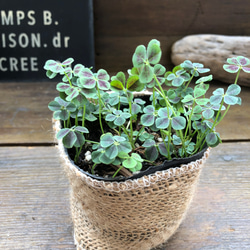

0,146,75,249
0,143,249,249
0,82,57,144
93,0,250,37
1,81,250,144
93,0,250,72
156,142,250,249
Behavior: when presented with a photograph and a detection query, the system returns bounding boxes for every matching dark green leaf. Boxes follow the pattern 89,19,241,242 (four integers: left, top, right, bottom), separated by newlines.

63,131,77,148
145,146,158,161
56,128,70,140
46,70,57,79
100,133,114,148
142,139,155,147
114,116,126,126
147,43,161,65
74,126,89,133
91,150,102,164
132,45,146,67
171,116,186,130
118,141,132,153
206,132,219,147
105,145,118,159
74,131,85,147
155,117,170,129
172,77,184,87
99,152,115,164
48,101,61,111
141,113,155,126
139,64,154,83
158,143,170,157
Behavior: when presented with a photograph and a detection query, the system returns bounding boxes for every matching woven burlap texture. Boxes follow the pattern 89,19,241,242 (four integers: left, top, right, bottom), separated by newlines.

54,120,210,250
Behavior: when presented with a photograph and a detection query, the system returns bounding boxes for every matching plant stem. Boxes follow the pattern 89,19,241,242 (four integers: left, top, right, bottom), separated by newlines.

184,102,195,139
74,147,79,162
75,115,78,127
112,165,124,178
154,75,187,156
67,113,71,127
160,129,171,160
75,105,87,162
64,71,73,87
128,100,134,144
234,69,241,84
82,105,86,127
133,125,145,144
153,76,176,115
184,71,195,91
97,87,104,134
91,163,97,175
211,100,225,131
152,88,156,108
121,125,135,149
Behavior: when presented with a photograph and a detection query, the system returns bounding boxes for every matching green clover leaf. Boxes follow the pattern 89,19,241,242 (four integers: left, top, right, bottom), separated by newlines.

132,39,162,83
223,56,250,73
181,60,210,76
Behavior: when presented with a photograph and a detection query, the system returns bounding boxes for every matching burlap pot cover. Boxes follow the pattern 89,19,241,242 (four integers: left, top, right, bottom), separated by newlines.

54,120,210,250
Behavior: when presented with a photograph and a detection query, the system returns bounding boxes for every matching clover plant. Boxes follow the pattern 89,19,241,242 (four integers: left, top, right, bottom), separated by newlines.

44,39,249,178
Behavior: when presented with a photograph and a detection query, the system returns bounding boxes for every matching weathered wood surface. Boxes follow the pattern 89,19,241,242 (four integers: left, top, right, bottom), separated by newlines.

93,0,250,73
0,82,57,144
1,81,250,145
0,143,249,249
171,34,250,87
0,146,74,249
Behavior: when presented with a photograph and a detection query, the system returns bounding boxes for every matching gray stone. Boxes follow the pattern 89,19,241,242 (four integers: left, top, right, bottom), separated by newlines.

171,34,250,87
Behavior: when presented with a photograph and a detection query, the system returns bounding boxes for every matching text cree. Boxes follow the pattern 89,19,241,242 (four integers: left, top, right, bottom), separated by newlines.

0,57,38,71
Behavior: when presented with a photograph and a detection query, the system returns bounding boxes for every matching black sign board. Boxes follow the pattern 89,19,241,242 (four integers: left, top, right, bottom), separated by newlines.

0,0,95,81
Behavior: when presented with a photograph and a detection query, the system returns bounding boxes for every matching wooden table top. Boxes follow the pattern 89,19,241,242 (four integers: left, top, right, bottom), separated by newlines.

0,81,249,249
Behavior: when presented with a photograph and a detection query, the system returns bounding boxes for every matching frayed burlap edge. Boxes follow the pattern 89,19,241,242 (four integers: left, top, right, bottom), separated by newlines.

53,120,210,250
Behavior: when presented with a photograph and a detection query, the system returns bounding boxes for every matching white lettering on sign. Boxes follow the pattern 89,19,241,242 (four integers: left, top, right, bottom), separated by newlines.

0,57,39,71
52,32,70,48
1,33,41,48
43,10,53,25
1,10,36,25
0,8,72,74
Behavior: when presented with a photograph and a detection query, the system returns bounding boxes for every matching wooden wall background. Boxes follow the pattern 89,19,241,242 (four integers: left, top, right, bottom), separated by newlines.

93,0,250,74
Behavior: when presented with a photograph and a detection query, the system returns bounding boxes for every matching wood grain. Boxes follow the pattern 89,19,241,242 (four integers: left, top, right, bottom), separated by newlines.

0,146,75,249
0,143,249,249
0,82,57,144
93,0,250,73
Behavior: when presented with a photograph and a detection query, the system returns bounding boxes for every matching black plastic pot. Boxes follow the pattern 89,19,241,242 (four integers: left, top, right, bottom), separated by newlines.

65,145,208,182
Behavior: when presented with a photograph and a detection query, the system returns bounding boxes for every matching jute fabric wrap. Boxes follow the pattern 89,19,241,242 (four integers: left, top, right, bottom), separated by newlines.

53,120,210,250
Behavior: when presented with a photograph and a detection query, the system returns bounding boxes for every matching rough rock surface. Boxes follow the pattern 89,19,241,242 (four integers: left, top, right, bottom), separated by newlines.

171,34,250,87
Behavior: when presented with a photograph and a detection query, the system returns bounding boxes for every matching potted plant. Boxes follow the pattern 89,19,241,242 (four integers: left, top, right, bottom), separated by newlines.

44,39,249,250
